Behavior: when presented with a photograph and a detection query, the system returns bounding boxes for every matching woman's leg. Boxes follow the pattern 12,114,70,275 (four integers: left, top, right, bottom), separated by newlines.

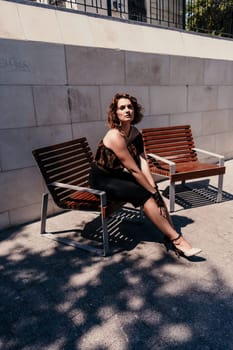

159,197,175,229
143,197,193,251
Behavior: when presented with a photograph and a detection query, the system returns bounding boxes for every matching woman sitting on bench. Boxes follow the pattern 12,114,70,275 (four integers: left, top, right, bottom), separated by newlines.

89,93,201,258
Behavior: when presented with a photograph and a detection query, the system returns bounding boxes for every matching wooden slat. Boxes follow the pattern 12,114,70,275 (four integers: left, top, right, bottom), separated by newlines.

37,148,93,166
33,137,126,217
142,125,225,183
142,125,197,164
33,138,92,181
47,161,91,180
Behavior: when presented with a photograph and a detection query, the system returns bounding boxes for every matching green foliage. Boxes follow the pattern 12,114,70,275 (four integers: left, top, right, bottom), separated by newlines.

186,0,233,37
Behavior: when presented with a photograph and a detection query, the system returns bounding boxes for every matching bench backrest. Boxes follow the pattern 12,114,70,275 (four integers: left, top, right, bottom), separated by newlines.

142,125,198,165
32,137,93,207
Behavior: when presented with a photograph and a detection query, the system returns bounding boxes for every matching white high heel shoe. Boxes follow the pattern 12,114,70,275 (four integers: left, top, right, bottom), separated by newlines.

165,234,202,258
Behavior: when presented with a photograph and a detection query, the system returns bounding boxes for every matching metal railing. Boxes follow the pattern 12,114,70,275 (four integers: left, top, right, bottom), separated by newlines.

25,0,233,38
31,0,185,29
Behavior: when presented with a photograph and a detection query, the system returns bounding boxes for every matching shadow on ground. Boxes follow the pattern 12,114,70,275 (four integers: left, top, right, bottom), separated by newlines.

0,210,233,350
162,179,233,210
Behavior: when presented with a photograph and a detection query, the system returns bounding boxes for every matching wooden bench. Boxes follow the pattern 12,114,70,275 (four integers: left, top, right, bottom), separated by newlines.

32,137,137,256
142,125,225,212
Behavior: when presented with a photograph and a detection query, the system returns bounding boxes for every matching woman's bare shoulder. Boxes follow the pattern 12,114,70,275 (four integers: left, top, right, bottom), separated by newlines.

105,128,122,139
103,129,125,148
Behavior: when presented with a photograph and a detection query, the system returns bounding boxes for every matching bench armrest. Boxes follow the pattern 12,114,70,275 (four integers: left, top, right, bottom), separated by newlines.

147,153,176,174
49,181,107,206
192,148,225,166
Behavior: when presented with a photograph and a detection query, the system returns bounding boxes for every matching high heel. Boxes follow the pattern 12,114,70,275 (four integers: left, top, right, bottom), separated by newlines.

164,234,202,258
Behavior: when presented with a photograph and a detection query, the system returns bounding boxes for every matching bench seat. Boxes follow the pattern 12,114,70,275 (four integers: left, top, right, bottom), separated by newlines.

32,137,131,256
142,125,225,212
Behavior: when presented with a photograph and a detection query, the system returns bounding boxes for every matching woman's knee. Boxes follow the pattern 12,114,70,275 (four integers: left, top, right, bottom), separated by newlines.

143,196,160,213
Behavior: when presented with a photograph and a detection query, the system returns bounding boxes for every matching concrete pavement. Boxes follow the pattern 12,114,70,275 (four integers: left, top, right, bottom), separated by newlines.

1,160,233,350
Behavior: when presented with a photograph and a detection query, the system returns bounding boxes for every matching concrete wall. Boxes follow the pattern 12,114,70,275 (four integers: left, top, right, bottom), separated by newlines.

1,0,233,230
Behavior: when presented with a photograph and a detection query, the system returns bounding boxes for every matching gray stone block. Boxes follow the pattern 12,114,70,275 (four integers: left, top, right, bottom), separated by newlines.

9,200,59,227
218,86,233,109
187,57,205,85
125,52,169,85
72,121,106,152
0,125,72,171
68,86,101,122
170,56,204,85
140,115,169,129
202,110,231,135
170,112,203,136
0,39,66,85
66,46,125,84
0,168,44,212
33,86,70,126
188,85,218,112
0,211,10,231
170,56,188,85
195,134,216,155
9,202,42,227
0,86,35,129
216,131,233,157
150,86,187,114
204,59,233,85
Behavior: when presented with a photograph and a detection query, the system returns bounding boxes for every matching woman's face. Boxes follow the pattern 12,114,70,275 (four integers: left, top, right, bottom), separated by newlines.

116,98,134,124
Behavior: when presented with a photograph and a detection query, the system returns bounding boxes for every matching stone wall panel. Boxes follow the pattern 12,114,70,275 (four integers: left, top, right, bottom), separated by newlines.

125,52,169,85
169,112,203,137
150,86,187,115
33,86,70,126
218,86,233,110
66,46,125,85
0,125,72,171
204,59,233,85
170,56,204,85
0,168,44,212
69,86,101,122
72,121,107,152
0,39,66,85
188,85,218,112
0,86,35,129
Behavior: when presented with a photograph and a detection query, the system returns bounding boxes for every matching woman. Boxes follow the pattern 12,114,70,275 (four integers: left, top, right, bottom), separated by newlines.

89,93,201,258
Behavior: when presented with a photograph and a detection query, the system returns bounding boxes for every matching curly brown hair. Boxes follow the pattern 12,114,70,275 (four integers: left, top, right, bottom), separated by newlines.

107,93,143,129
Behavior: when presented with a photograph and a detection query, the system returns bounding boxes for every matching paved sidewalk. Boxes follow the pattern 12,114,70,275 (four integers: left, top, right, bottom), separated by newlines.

1,161,233,350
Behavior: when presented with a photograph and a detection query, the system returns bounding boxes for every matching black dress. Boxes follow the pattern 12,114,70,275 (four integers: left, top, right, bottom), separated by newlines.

89,131,152,207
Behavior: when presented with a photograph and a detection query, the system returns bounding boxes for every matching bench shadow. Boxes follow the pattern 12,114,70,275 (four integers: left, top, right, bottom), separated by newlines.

82,207,143,253
42,207,143,254
162,179,233,210
43,206,201,257
81,207,199,257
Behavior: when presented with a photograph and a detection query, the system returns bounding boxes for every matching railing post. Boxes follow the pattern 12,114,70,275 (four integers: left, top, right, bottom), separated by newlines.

107,0,112,16
182,0,186,30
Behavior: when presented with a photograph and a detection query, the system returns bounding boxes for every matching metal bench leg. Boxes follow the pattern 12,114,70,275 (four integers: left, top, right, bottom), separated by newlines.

216,174,224,202
139,206,144,223
169,182,175,212
101,214,109,257
41,193,49,234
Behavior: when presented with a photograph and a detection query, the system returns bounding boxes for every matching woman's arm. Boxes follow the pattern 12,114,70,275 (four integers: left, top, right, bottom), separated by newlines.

139,153,156,187
104,130,156,193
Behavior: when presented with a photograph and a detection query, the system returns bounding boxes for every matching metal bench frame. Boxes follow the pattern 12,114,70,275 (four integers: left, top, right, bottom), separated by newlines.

142,125,225,212
33,137,142,256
